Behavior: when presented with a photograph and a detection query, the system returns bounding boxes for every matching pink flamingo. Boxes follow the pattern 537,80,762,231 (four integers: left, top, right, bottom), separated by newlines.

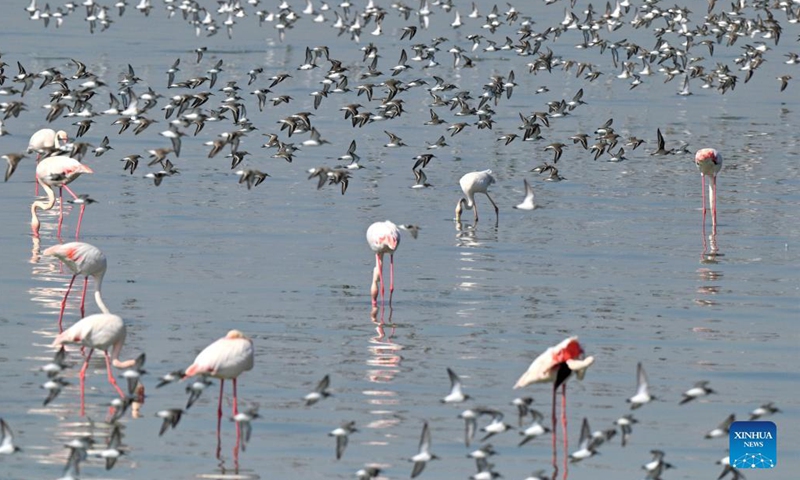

28,129,69,195
43,242,107,333
514,337,594,477
455,169,499,223
366,221,400,307
51,312,137,416
183,330,254,453
695,148,722,231
31,155,93,239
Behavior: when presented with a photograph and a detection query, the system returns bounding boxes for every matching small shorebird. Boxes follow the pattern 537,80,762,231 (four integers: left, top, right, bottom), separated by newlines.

410,421,438,478
626,362,654,409
441,368,470,403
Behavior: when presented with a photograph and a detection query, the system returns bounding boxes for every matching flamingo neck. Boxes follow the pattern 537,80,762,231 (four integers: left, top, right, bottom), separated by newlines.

94,272,111,314
31,181,56,235
707,179,715,210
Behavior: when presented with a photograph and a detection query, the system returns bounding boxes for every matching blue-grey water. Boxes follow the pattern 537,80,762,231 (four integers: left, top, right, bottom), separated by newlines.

0,1,797,479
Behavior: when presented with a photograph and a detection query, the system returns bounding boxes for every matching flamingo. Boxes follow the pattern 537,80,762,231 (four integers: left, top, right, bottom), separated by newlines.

455,169,499,223
51,311,137,416
183,330,255,451
31,155,93,239
514,337,594,476
28,128,68,194
694,148,722,231
366,220,400,307
43,242,107,332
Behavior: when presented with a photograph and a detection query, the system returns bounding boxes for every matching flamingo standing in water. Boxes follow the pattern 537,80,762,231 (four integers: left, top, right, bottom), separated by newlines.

183,330,254,452
31,155,93,239
28,128,68,194
51,310,137,416
366,221,400,307
455,169,499,223
694,148,722,231
514,337,594,476
43,242,107,332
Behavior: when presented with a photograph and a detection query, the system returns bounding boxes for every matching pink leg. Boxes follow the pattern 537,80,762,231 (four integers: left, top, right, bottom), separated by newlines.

376,254,385,307
388,253,395,306
75,205,85,239
80,276,89,318
58,275,77,333
216,379,225,459
233,378,241,452
700,175,707,227
104,352,125,398
80,349,94,417
710,175,717,233
562,384,568,480
551,386,557,474
58,187,64,239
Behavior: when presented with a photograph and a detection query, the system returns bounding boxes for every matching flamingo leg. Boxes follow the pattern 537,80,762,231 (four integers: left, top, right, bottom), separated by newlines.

216,379,225,459
75,205,86,239
58,275,77,333
103,351,126,398
485,192,500,223
710,175,717,233
388,253,395,306
562,383,568,480
371,255,381,307
61,184,85,239
233,378,241,453
80,276,88,319
79,349,94,417
551,385,558,475
473,197,479,222
376,254,385,307
57,187,64,239
701,175,707,227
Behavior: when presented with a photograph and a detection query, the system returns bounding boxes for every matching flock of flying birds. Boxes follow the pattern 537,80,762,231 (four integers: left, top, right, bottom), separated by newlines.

0,0,794,478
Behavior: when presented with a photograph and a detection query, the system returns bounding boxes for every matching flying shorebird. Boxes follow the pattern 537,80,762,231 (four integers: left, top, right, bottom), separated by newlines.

410,421,438,478
304,374,332,406
568,417,597,462
441,368,470,403
0,419,20,455
513,179,535,210
518,409,550,446
329,421,357,460
627,362,654,409
680,380,715,404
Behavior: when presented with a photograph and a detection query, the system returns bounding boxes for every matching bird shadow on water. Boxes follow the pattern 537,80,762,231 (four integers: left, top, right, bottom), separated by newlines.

454,219,500,247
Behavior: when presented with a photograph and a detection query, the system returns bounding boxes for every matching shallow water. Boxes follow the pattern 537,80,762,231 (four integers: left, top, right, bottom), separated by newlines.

0,1,798,479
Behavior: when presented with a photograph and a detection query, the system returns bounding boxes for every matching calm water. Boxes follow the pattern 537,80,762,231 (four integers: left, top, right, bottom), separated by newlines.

0,1,797,479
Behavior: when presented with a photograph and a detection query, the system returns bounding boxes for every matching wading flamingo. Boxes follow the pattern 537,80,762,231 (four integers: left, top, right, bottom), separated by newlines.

51,312,137,416
28,128,68,194
31,156,93,239
366,221,400,307
455,170,498,224
694,148,722,231
183,330,254,454
43,242,107,332
514,337,594,477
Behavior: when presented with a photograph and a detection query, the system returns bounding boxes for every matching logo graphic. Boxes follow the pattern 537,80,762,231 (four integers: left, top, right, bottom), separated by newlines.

729,421,776,469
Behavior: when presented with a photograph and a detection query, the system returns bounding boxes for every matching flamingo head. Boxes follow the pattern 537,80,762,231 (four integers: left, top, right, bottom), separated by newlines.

56,130,69,143
225,329,247,339
695,148,722,176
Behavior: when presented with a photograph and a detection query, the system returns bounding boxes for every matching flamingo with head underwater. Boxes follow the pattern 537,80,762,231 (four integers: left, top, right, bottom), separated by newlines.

694,148,722,231
455,169,499,224
51,300,138,416
43,242,107,332
366,220,401,307
31,155,93,239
